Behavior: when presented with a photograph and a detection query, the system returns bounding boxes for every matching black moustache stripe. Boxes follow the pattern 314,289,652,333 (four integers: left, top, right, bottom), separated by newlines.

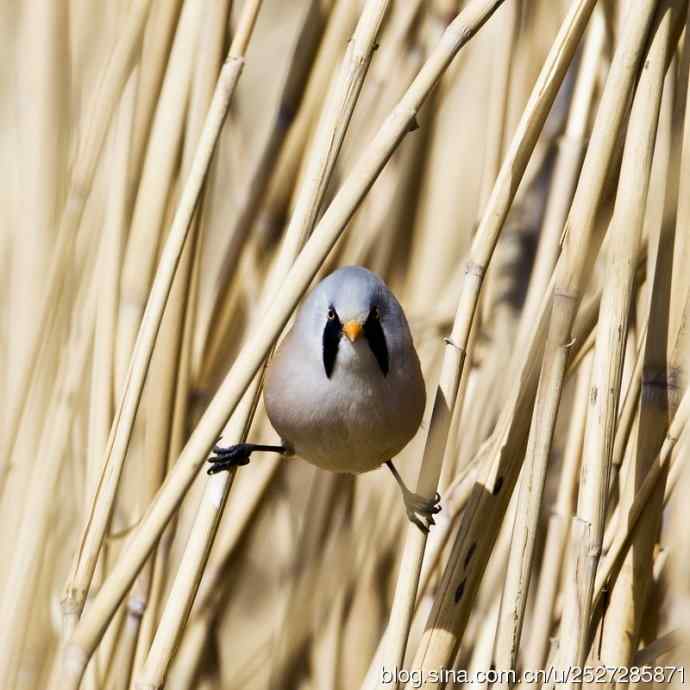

322,309,341,378
364,312,389,376
322,307,390,378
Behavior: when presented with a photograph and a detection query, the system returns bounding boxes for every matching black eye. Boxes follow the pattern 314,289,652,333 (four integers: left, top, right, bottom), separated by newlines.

327,307,336,320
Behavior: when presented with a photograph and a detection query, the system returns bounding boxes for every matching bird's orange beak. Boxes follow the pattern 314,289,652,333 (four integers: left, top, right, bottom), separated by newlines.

342,320,363,343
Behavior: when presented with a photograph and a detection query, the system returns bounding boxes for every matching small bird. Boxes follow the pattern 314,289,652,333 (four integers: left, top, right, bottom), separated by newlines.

208,266,440,531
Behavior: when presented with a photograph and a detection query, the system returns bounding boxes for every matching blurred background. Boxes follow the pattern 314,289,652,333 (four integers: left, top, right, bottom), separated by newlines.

1,1,688,689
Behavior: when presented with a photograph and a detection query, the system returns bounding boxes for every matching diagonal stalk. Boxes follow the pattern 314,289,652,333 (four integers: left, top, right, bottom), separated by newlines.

59,3,507,688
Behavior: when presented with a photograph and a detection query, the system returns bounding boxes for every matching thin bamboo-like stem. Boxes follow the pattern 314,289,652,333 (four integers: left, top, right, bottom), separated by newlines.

520,352,593,687
0,0,151,498
479,0,520,326
85,72,137,519
61,4,505,688
200,1,333,368
134,5,388,687
60,0,261,644
0,251,100,686
492,16,609,677
7,0,67,425
128,0,184,194
516,9,605,346
552,2,683,683
115,0,203,392
594,388,690,610
258,0,358,233
670,32,690,344
378,2,598,684
119,8,237,689
596,54,678,674
409,0,666,682
61,71,138,661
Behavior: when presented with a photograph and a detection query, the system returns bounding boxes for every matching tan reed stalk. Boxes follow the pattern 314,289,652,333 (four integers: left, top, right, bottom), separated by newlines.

318,589,347,689
405,66,475,311
269,475,356,687
199,1,335,366
192,450,282,609
516,10,605,346
551,2,685,683
494,19,613,679
452,0,520,474
259,0,358,231
520,352,593,687
60,0,263,651
60,73,138,688
670,55,690,344
115,0,203,392
60,5,507,688
132,401,249,690
7,0,67,411
478,0,520,324
336,48,426,271
377,2,597,685
263,0,391,296
597,247,690,626
607,325,647,496
124,5,236,684
0,0,151,498
0,245,100,686
128,0,185,197
595,58,678,674
594,387,690,610
410,0,664,682
134,4,392,685
668,437,690,687
85,75,137,514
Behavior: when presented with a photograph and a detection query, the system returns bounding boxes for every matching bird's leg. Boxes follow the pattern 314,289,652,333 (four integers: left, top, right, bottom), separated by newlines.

385,460,441,533
207,441,289,475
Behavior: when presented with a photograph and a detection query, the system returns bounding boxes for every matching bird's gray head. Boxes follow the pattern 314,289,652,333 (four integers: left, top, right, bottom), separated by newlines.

294,266,414,379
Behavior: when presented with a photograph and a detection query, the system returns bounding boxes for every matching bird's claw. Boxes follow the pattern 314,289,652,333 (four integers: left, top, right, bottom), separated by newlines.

207,443,252,474
404,490,442,533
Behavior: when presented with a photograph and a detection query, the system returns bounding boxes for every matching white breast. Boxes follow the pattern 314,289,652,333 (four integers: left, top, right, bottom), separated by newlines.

263,331,425,474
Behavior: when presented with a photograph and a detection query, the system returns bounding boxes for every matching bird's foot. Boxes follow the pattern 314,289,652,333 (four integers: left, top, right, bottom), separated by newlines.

403,490,442,534
207,443,253,474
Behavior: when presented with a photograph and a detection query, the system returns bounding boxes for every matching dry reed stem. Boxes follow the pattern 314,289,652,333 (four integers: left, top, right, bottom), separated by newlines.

551,2,683,683
492,299,576,683
516,10,605,346
115,0,203,392
593,389,690,614
60,0,260,655
479,0,520,326
60,4,504,688
121,6,237,687
128,0,184,194
134,4,389,686
394,0,649,676
596,55,678,673
394,2,597,685
200,1,333,367
670,29,690,344
7,0,67,450
85,74,136,518
493,15,606,678
259,0,358,231
520,352,593,686
0,0,151,497
0,249,100,686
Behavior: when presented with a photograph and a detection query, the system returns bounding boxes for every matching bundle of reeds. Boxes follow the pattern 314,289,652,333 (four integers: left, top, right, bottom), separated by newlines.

1,0,689,688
